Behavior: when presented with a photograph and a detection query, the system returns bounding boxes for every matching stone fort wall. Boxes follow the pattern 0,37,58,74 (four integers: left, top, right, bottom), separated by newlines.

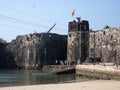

89,27,120,65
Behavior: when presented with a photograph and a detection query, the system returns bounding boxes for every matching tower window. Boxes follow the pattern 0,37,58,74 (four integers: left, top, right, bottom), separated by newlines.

82,33,86,37
70,26,74,30
98,38,100,41
84,25,86,30
74,25,76,30
103,31,106,35
69,34,71,37
70,26,72,30
111,35,113,39
70,25,76,31
81,25,84,29
78,24,80,31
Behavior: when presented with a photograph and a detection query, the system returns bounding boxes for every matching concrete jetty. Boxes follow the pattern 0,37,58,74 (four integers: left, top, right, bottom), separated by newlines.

41,65,76,74
76,64,120,80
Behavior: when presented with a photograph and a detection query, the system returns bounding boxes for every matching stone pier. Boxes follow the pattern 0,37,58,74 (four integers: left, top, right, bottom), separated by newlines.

76,64,120,80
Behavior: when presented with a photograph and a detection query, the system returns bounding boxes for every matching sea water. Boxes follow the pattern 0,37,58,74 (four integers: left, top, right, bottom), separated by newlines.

0,70,90,87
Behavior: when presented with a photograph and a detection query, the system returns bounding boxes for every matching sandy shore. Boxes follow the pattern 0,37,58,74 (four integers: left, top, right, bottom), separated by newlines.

0,80,120,90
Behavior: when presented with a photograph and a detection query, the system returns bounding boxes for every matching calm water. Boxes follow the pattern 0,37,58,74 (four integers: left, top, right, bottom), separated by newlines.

0,70,90,87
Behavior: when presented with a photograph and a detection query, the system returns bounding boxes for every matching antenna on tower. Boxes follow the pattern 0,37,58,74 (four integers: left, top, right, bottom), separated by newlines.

76,17,81,22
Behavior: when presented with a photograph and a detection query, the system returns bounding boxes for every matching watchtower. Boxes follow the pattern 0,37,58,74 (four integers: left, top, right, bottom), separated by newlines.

67,17,89,64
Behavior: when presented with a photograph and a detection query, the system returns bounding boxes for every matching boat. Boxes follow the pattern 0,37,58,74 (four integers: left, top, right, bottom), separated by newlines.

31,65,76,75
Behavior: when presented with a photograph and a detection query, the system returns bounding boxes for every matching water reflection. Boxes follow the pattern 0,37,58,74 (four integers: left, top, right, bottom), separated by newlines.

0,70,89,87
31,73,76,84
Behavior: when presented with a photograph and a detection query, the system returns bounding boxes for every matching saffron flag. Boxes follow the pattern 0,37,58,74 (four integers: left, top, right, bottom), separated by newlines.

72,9,75,16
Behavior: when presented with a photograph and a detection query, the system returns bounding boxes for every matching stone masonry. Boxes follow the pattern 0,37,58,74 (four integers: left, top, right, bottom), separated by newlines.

67,18,120,65
1,33,67,69
89,27,120,65
67,18,89,64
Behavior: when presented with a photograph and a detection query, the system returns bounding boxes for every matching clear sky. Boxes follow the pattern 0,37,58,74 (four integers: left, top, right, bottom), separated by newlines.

0,0,120,42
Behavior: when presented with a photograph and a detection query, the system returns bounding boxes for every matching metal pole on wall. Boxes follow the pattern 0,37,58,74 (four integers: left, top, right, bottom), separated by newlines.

44,48,46,65
93,31,96,63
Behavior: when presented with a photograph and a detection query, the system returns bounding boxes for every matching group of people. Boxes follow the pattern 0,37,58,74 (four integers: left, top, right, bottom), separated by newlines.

55,60,76,66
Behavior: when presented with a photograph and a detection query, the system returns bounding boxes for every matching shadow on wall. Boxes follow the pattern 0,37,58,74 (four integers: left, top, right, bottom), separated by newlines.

0,43,16,69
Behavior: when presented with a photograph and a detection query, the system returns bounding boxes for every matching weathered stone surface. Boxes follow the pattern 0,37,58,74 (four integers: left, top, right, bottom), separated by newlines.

0,42,16,69
67,19,89,64
76,65,120,80
6,33,67,69
89,28,120,65
1,27,120,69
